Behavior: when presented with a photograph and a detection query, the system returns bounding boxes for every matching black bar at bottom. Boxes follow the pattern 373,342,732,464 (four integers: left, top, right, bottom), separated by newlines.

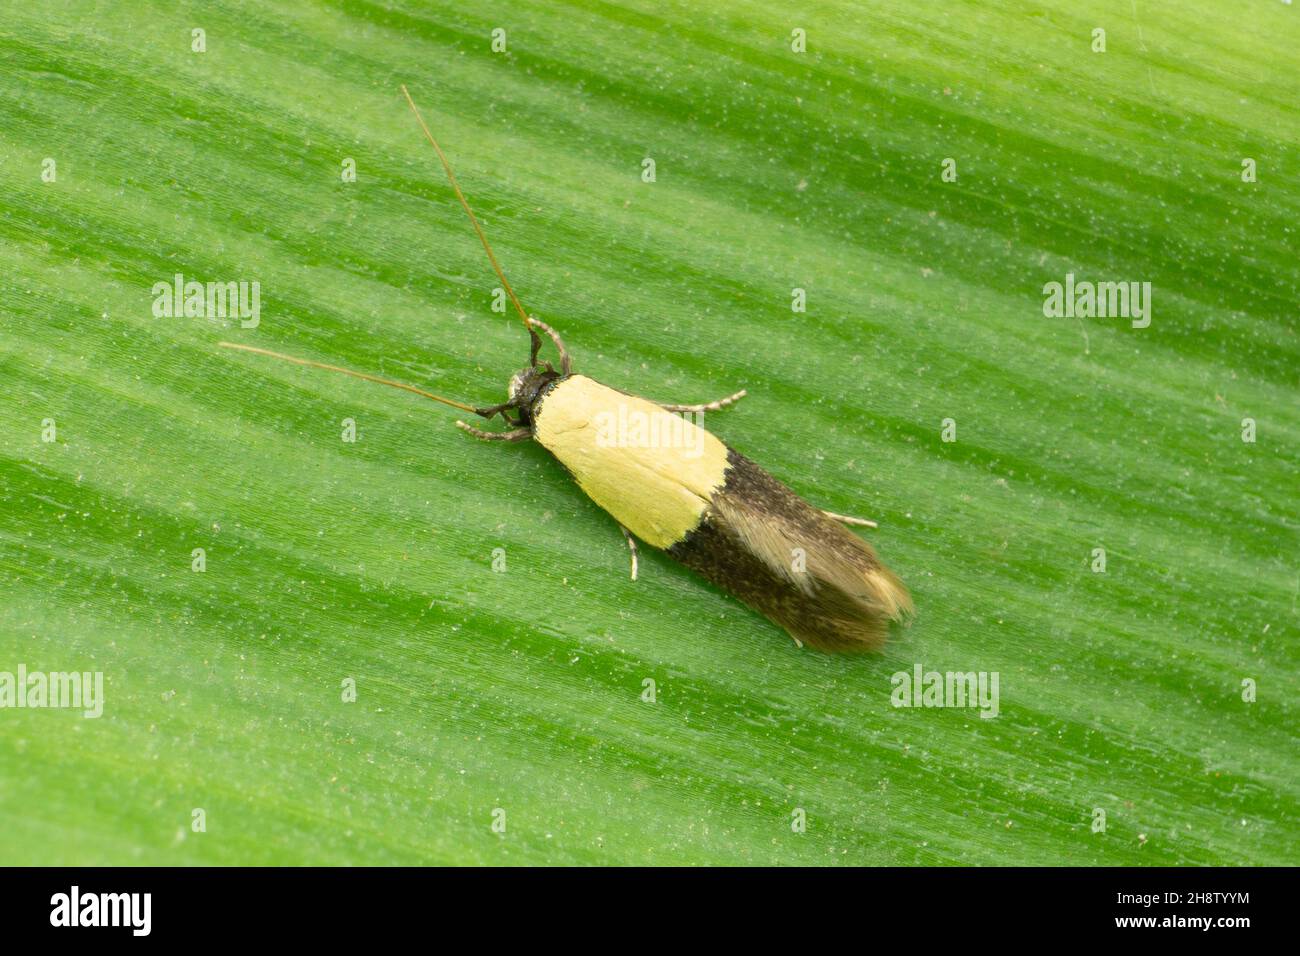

0,866,1279,940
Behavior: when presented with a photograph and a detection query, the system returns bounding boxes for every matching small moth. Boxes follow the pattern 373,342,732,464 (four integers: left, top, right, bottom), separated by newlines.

220,87,911,652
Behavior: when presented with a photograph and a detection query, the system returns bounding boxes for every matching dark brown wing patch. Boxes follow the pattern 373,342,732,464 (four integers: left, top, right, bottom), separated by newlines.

668,449,911,652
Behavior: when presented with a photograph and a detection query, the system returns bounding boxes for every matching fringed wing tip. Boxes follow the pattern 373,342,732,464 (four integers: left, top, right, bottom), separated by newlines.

866,566,914,624
785,563,914,654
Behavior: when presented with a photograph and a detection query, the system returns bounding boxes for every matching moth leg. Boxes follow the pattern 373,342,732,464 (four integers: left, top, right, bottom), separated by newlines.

658,389,747,413
525,318,572,376
456,422,532,442
822,509,878,529
618,524,639,581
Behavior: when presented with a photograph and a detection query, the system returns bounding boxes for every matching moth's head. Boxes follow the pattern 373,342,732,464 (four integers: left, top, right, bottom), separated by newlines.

507,364,561,421
495,319,570,425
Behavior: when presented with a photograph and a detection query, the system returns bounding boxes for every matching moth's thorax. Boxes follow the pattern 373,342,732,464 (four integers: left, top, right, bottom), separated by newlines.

530,375,730,549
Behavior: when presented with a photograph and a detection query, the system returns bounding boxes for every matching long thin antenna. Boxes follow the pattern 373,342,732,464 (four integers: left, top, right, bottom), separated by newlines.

218,342,479,413
401,84,531,329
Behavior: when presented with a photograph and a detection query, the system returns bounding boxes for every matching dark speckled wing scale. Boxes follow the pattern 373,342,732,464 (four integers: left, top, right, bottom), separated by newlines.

668,449,912,652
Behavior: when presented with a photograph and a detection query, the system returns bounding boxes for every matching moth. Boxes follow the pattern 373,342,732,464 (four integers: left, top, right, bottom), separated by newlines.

221,87,911,652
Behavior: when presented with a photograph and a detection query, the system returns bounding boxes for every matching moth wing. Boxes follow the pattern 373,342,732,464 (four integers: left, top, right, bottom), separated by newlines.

673,452,911,652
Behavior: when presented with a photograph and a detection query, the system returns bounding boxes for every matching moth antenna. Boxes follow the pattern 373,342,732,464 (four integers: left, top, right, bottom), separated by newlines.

218,342,480,414
400,84,532,331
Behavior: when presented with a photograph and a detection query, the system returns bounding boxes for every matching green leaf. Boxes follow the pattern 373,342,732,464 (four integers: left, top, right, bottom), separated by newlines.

1,1,1295,865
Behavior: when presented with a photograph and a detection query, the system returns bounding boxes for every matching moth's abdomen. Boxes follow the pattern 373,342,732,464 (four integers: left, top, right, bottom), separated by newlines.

669,450,912,652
